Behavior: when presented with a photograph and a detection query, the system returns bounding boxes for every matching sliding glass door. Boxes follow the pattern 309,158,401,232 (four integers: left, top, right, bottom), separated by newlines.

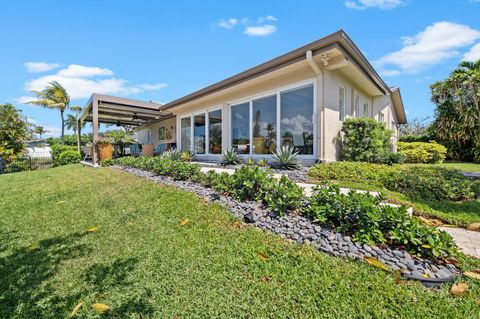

231,102,250,154
181,109,222,154
180,117,191,152
193,114,205,154
230,83,314,157
280,85,314,155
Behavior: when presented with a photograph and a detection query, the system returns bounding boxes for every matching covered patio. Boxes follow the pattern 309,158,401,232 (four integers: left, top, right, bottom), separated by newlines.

78,93,171,166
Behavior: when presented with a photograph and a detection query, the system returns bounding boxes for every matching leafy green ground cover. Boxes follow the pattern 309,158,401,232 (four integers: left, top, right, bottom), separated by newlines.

0,165,479,318
308,162,480,226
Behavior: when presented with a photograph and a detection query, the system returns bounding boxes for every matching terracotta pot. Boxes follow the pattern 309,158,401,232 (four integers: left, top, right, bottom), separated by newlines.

142,144,154,157
98,142,113,161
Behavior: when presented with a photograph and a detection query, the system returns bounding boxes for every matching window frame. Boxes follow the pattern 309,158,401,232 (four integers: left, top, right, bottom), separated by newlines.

179,106,222,155
227,78,317,159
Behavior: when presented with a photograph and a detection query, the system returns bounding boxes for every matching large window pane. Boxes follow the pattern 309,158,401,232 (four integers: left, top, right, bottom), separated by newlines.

209,109,222,154
252,95,276,154
231,102,250,154
181,117,191,151
280,85,314,155
194,114,205,154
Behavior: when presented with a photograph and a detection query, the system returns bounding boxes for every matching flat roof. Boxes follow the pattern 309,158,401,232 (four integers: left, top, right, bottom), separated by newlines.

80,93,171,127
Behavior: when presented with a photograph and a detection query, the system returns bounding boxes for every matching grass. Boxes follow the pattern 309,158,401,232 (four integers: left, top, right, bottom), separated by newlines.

437,162,480,173
0,165,479,318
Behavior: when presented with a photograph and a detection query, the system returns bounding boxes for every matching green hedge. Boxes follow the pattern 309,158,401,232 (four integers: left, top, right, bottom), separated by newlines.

309,162,476,201
397,142,447,164
54,150,81,166
339,118,395,163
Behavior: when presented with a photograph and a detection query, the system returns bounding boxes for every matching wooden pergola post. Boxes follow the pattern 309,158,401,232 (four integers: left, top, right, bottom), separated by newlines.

92,97,99,166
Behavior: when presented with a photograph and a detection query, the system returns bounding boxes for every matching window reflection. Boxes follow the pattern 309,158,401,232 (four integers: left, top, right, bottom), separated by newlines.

181,117,191,151
252,95,276,154
231,102,250,154
209,109,222,154
194,114,205,154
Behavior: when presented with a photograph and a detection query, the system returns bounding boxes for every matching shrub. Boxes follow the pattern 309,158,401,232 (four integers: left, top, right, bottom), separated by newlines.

262,175,304,216
50,145,78,160
100,159,114,167
471,180,480,199
54,150,81,166
375,151,405,165
246,158,255,166
383,166,474,201
302,184,457,258
230,165,273,201
338,117,393,163
271,146,300,170
221,148,241,166
308,162,392,185
397,142,447,164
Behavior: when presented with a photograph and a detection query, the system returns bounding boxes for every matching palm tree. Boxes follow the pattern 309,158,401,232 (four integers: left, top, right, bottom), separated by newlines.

33,125,49,139
28,81,70,145
65,106,85,135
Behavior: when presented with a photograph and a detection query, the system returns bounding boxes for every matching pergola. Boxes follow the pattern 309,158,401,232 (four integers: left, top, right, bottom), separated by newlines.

79,93,171,165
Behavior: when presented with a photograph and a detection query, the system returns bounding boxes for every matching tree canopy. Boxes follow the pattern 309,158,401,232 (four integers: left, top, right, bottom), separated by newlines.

430,60,480,162
0,104,28,159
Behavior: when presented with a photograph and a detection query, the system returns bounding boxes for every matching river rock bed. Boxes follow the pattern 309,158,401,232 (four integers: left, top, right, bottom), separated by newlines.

119,165,459,281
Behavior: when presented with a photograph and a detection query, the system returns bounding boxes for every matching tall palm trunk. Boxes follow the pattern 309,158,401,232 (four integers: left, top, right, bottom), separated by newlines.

60,110,65,145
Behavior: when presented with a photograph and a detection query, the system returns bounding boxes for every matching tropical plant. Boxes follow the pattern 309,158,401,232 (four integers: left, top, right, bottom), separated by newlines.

221,148,241,166
180,150,195,162
27,81,71,145
337,117,393,163
271,145,300,170
0,104,28,159
105,129,136,156
160,149,181,161
246,158,255,166
257,158,269,167
33,125,48,139
430,60,480,162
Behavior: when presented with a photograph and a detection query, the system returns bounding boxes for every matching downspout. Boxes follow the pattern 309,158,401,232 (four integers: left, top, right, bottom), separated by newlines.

306,50,325,161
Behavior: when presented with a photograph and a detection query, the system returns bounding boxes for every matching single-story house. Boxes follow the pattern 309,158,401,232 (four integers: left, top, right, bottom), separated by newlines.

80,30,406,164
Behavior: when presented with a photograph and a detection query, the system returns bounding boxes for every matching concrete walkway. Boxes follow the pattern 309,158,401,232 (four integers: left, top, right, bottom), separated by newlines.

199,166,480,259
439,227,480,258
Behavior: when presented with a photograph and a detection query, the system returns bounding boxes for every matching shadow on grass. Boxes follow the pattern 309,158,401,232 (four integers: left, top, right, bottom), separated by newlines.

0,230,153,317
0,230,91,318
81,258,154,317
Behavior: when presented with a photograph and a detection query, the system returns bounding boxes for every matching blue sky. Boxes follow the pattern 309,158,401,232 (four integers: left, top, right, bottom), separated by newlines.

1,0,479,136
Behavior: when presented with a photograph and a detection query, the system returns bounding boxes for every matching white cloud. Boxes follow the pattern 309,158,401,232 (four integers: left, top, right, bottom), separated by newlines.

345,0,403,10
374,21,480,75
24,62,62,73
218,18,238,29
218,15,278,37
19,63,167,101
57,64,113,78
244,25,277,37
463,43,480,61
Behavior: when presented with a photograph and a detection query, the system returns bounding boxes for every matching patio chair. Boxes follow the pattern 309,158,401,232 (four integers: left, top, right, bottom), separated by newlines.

82,145,93,161
130,144,141,157
154,143,167,155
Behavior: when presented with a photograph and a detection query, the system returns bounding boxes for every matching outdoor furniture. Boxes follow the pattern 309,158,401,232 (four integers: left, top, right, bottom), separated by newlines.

154,143,167,155
142,144,154,156
82,145,93,161
130,144,141,157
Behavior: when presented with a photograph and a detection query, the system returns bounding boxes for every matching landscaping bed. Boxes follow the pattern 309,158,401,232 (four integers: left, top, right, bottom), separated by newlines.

112,159,462,281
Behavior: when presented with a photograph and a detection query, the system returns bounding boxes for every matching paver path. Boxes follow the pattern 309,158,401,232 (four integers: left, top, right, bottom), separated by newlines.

439,227,480,259
199,166,480,259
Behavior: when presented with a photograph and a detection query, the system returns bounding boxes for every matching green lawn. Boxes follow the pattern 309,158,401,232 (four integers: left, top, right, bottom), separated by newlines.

1,165,479,318
437,162,480,173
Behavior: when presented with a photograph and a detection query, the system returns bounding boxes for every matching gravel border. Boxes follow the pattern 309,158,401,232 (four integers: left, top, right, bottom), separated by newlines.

118,165,459,282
